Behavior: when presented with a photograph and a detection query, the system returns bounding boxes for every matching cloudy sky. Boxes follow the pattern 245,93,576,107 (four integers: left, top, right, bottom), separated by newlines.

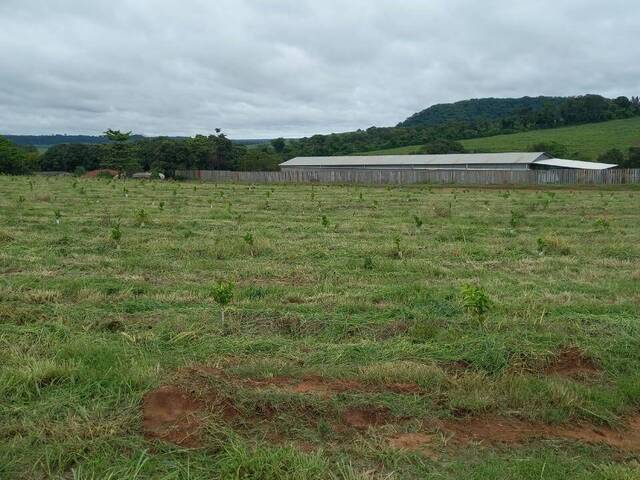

1,0,638,138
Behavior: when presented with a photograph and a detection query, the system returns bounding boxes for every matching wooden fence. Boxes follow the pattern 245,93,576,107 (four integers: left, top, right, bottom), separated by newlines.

175,168,640,186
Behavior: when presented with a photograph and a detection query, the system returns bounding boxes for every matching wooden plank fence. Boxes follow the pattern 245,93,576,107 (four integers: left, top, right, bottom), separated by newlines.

175,168,640,186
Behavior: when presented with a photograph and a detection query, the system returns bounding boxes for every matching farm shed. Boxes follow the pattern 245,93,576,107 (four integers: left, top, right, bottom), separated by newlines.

279,153,617,171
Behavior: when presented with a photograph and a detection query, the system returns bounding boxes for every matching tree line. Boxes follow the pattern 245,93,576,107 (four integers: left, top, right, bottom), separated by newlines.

0,130,284,176
1,94,639,175
36,130,282,176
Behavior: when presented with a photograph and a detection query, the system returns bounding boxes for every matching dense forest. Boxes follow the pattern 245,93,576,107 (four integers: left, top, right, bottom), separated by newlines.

1,94,639,175
399,96,567,127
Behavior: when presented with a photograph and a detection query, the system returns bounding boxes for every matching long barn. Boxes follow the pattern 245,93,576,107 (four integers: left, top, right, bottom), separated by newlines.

279,152,617,171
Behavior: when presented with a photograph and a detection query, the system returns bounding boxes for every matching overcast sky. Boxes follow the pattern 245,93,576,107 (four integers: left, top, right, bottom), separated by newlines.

1,0,638,138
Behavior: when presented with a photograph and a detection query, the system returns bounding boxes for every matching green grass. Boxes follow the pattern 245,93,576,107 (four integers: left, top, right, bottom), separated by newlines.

361,117,640,159
1,176,640,479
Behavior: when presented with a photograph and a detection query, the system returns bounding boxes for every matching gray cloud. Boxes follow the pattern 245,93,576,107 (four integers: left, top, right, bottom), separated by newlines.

1,0,638,137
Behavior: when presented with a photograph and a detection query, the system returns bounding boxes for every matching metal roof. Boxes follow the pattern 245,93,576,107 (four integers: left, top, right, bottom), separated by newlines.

280,152,548,167
533,158,617,170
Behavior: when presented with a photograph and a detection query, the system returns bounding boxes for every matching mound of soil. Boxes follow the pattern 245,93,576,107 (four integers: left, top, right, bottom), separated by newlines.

143,385,203,447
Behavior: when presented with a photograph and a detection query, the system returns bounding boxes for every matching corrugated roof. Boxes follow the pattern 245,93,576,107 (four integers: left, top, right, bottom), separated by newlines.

533,158,617,170
280,152,548,167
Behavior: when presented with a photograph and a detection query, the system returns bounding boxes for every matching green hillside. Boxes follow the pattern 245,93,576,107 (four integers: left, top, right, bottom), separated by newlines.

362,117,640,160
398,96,564,127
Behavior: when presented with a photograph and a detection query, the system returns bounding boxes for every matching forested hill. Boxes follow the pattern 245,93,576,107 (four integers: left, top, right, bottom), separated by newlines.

398,96,566,127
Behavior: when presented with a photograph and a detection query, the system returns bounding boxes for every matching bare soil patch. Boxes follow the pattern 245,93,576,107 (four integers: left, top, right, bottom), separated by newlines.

143,366,638,456
389,433,439,459
437,415,640,452
545,347,600,378
186,366,421,397
342,407,392,429
143,385,204,447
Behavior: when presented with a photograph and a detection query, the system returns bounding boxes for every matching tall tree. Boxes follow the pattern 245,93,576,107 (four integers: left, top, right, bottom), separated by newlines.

102,129,140,174
0,135,33,174
271,137,286,153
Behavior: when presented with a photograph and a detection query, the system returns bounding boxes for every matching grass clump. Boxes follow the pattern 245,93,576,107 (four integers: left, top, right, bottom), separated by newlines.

537,235,571,256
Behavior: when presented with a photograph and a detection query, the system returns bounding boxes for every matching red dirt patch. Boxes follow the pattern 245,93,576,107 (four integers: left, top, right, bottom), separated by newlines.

437,414,640,452
84,168,119,178
387,382,422,394
145,365,637,455
342,407,391,429
545,347,600,378
186,366,420,397
143,385,204,447
389,433,438,459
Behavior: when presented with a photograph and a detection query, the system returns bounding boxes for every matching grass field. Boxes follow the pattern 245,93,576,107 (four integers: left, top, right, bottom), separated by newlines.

362,117,640,159
2,176,640,479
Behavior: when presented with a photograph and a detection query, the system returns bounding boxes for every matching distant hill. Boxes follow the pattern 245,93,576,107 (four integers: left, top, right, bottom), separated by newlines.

360,117,640,160
398,96,566,128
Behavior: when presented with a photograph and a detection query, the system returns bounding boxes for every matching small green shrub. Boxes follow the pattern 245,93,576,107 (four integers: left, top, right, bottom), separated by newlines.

510,210,525,228
413,215,423,228
134,209,149,227
243,232,256,255
211,281,235,323
393,235,402,258
461,284,492,319
595,218,610,230
363,256,374,270
110,223,122,243
321,215,329,228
